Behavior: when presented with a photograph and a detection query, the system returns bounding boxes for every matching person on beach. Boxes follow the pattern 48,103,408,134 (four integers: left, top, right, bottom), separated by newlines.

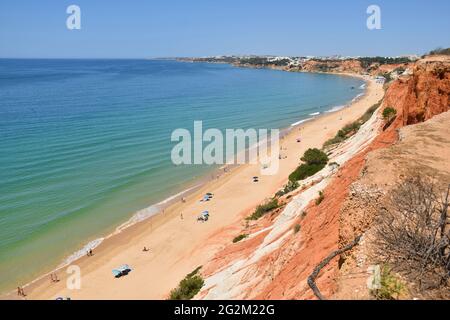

143,246,149,252
87,249,93,257
50,273,59,283
17,286,25,297
180,213,183,220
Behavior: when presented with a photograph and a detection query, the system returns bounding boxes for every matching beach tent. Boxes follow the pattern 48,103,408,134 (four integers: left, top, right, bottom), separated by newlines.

112,264,133,278
197,211,210,222
119,264,132,272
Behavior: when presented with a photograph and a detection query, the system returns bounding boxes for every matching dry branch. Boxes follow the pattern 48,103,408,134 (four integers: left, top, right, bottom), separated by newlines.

307,235,362,300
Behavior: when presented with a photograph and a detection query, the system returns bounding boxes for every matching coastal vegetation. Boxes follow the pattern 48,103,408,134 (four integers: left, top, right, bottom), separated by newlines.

380,72,393,82
382,106,397,129
275,180,299,197
169,267,205,300
315,191,325,205
370,265,406,300
323,101,381,148
289,148,329,182
169,266,204,300
375,176,450,296
233,234,249,243
427,47,450,56
358,56,411,69
239,57,290,67
247,198,280,220
382,106,397,121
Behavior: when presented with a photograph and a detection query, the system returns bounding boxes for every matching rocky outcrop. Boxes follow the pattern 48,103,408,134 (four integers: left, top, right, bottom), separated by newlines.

338,56,449,249
383,57,450,125
336,57,450,299
294,59,365,74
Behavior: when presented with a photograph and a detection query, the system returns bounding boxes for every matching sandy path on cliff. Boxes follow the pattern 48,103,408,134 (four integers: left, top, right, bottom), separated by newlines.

7,76,383,300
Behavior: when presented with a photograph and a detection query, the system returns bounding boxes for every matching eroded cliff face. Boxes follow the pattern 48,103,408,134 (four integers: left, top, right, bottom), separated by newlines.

294,59,365,74
383,57,450,125
339,57,450,248
196,56,449,300
336,110,450,299
232,58,412,77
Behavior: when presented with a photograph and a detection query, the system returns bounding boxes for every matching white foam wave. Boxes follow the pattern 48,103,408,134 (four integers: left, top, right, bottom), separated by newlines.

59,238,104,268
115,206,160,234
290,118,313,127
115,184,200,233
352,93,364,102
309,112,320,116
326,105,345,113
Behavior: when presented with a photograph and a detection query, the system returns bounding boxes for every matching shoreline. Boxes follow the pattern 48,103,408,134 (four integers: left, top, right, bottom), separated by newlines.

1,70,379,300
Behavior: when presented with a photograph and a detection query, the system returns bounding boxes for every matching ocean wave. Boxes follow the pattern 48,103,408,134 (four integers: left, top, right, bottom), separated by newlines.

59,238,104,268
115,206,161,234
352,93,364,102
325,105,345,113
115,185,200,233
309,112,320,116
291,118,313,127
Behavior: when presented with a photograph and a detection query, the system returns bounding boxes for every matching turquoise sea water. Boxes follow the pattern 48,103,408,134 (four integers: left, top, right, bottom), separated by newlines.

0,59,364,292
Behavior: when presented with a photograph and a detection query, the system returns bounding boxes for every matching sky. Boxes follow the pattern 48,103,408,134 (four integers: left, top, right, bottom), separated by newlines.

0,0,449,58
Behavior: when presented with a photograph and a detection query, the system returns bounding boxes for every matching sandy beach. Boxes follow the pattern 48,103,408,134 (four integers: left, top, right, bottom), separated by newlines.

4,74,384,300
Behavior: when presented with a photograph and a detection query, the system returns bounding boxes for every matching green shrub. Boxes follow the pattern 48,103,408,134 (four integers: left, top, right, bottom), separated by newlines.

315,191,325,205
358,57,411,69
186,266,203,278
301,148,329,165
275,180,300,197
169,267,204,300
289,149,329,182
247,198,279,220
359,101,381,123
323,135,346,147
232,234,248,243
381,72,393,82
382,107,397,121
293,224,301,234
371,265,405,300
289,163,325,182
428,47,450,56
323,101,381,148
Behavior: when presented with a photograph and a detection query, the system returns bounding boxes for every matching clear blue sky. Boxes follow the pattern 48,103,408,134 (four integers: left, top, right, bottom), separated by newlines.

1,0,449,58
